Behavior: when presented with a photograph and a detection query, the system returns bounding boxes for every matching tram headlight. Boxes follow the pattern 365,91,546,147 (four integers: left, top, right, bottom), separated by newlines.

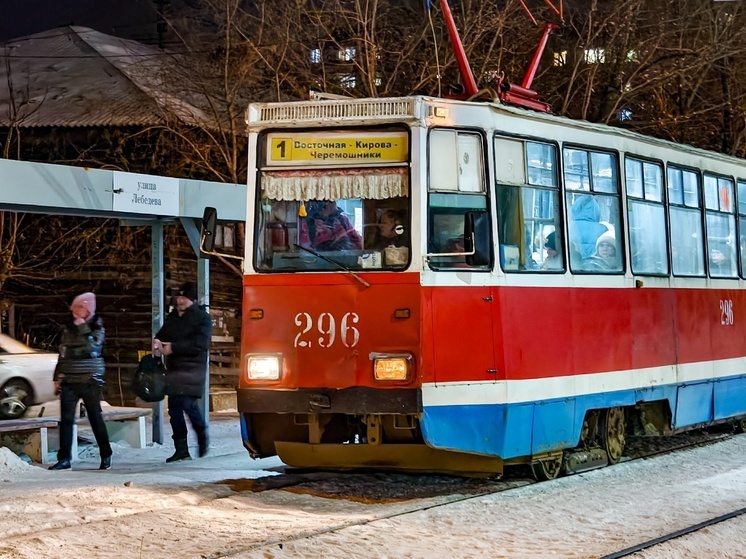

246,354,282,380
372,354,411,381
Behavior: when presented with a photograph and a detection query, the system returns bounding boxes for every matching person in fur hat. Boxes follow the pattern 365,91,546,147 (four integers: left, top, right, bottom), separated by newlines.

594,230,620,270
49,292,112,471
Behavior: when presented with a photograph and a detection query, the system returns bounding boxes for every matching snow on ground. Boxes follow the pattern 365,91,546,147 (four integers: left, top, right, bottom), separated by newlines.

2,410,746,559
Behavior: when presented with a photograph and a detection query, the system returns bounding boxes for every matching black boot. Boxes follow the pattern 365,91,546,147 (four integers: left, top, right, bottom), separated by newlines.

99,456,112,470
166,439,191,463
49,459,71,470
197,431,209,458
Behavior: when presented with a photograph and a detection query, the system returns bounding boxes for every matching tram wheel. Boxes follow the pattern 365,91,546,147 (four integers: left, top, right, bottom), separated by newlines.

736,417,746,433
600,407,625,465
531,456,563,481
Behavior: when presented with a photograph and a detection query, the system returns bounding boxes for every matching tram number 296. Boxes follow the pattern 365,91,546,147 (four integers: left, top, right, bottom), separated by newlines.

720,299,734,326
294,312,360,348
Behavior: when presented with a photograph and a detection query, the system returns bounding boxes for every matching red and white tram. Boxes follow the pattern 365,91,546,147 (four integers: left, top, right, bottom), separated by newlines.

224,94,746,478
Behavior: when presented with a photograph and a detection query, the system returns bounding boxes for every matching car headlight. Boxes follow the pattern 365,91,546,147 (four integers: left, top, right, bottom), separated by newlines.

372,354,411,381
246,354,282,380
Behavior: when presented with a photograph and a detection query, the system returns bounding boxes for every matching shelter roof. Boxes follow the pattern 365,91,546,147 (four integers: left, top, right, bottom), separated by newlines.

0,26,212,128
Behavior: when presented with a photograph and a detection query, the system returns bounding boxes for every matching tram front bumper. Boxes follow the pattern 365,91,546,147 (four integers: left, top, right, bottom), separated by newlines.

238,387,422,415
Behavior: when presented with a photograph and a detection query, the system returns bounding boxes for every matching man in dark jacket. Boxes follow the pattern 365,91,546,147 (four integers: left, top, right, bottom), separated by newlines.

50,292,112,471
153,282,212,462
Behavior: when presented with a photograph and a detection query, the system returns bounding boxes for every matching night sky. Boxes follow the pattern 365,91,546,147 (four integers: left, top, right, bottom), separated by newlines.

0,0,161,42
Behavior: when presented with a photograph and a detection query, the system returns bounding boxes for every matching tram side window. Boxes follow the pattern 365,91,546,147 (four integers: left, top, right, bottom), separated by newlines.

563,147,623,273
427,129,490,270
495,138,563,272
428,194,490,269
739,180,746,278
704,174,737,278
668,167,704,276
625,158,669,275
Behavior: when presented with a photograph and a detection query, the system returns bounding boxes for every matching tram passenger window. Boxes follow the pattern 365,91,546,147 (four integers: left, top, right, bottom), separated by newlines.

563,149,591,191
496,186,563,271
567,194,622,272
668,167,704,276
704,174,737,278
591,153,618,194
626,158,668,275
526,142,557,187
495,138,563,272
563,147,622,274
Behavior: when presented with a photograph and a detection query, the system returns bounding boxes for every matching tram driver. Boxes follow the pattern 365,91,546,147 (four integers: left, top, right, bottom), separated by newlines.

299,200,363,251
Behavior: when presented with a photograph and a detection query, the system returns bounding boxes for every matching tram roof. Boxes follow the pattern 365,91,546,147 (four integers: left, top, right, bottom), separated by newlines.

247,95,746,170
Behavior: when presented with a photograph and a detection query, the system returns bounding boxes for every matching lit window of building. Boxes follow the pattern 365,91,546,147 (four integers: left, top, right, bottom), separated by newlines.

584,48,606,64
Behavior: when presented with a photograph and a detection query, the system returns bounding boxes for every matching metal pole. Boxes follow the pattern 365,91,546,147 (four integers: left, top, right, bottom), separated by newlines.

151,222,165,444
197,258,210,431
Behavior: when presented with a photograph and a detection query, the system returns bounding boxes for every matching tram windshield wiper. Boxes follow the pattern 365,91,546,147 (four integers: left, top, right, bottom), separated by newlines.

293,244,371,288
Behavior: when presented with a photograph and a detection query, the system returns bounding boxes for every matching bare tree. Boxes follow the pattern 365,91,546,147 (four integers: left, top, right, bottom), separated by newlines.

544,0,746,155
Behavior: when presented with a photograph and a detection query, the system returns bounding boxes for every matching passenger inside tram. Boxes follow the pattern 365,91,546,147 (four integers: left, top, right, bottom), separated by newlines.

709,240,735,277
365,209,407,251
592,231,620,270
569,195,608,259
542,231,563,270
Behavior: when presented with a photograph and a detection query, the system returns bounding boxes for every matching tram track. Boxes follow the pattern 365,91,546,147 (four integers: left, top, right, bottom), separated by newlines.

1,429,738,558
599,506,746,559
206,479,530,559
207,430,739,559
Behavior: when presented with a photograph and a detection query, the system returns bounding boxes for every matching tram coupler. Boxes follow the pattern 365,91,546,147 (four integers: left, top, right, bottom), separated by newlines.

563,447,609,475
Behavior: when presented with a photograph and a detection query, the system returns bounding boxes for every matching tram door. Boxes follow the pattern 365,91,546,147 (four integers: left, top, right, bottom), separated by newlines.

426,127,495,384
429,287,497,384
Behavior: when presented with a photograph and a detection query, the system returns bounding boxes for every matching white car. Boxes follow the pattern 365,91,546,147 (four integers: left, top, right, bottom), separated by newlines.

0,334,58,420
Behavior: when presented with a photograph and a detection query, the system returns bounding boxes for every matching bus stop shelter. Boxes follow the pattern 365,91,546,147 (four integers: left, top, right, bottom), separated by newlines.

0,157,246,443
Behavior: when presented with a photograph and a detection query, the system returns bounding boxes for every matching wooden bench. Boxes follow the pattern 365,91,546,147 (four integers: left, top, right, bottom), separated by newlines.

0,418,59,464
50,406,153,463
1,407,152,464
62,406,152,459
97,406,152,449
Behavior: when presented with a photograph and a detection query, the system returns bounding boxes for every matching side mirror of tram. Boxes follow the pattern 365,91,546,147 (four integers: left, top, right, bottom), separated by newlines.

198,206,244,275
201,206,218,253
464,211,491,266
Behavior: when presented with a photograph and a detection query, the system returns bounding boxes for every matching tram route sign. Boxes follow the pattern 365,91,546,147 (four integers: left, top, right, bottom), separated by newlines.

265,131,408,166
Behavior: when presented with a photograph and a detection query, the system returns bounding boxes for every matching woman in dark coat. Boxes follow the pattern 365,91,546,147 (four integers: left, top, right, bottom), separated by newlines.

50,292,112,471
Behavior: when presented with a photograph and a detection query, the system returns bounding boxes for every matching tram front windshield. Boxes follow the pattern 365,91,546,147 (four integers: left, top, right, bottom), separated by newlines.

254,194,411,272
